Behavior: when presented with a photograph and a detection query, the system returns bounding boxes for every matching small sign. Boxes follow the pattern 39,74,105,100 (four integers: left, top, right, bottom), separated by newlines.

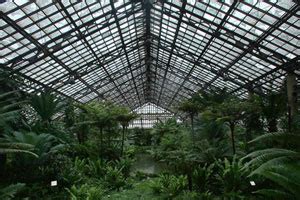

51,180,57,186
250,181,256,186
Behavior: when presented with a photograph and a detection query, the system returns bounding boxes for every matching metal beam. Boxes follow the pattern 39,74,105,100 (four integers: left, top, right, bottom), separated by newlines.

206,3,299,89
4,1,140,68
110,0,142,106
156,0,187,105
1,11,103,102
144,0,152,102
57,1,133,107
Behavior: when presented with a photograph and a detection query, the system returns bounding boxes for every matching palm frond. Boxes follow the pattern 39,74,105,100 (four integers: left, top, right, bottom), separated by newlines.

253,189,294,199
0,148,38,157
249,132,300,146
243,148,299,168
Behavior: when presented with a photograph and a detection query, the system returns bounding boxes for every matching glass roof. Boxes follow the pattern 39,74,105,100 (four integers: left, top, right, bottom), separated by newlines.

0,0,299,111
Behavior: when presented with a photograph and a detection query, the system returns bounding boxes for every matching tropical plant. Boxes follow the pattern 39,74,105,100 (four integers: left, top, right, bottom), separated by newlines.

66,183,105,200
192,163,214,192
243,132,300,198
150,174,187,199
259,91,286,132
0,183,25,200
0,140,38,157
216,98,255,155
115,106,137,156
78,101,119,159
2,132,65,157
177,99,200,140
104,166,126,190
30,92,65,126
216,156,251,198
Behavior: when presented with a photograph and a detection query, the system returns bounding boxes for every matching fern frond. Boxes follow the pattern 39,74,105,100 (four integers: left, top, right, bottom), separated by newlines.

0,148,38,157
249,132,300,146
242,148,299,169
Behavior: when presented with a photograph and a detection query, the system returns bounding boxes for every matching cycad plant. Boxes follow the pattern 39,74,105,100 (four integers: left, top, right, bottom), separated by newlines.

243,132,300,199
30,92,64,127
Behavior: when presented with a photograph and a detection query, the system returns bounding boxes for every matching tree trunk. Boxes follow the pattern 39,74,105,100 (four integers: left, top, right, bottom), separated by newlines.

187,166,193,191
230,123,236,155
190,114,195,143
100,127,103,162
268,119,277,132
0,154,6,178
121,125,125,156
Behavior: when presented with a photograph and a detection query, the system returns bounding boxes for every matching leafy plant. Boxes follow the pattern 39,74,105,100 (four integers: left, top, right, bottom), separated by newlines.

30,92,65,126
216,156,250,198
115,106,137,156
243,132,300,198
66,183,105,200
2,132,65,158
0,183,25,200
0,140,38,157
150,174,187,199
104,166,126,190
192,163,214,192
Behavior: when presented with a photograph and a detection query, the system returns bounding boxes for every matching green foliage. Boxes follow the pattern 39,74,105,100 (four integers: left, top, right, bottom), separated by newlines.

3,132,65,157
243,132,300,198
30,92,65,124
0,183,25,200
150,174,187,199
259,91,286,132
104,166,127,190
0,91,25,135
216,157,251,198
192,164,214,192
151,118,182,145
66,183,105,200
0,141,38,157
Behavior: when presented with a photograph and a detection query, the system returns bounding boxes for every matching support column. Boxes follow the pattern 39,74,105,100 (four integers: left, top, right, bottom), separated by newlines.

287,72,298,117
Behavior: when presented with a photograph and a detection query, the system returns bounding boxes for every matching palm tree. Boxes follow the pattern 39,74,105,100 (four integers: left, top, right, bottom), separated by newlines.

178,99,200,141
30,92,65,127
116,107,137,156
78,101,117,160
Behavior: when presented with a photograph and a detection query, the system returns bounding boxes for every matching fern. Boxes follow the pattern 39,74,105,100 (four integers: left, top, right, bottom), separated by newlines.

244,132,300,198
0,183,25,200
249,132,300,145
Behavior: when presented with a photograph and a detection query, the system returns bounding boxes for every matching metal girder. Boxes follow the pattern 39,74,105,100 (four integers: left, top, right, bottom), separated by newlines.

144,0,152,102
150,36,252,91
164,0,238,107
110,0,142,106
75,59,146,101
5,1,140,69
231,56,300,94
152,1,165,105
161,2,296,69
156,0,187,105
0,11,103,101
57,1,133,107
207,3,299,88
0,64,80,103
49,36,144,89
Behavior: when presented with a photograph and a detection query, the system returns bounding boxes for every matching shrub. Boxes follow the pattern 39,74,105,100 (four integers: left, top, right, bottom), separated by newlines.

150,174,187,199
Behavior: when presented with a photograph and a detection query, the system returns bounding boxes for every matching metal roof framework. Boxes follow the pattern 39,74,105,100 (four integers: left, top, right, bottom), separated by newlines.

0,0,299,114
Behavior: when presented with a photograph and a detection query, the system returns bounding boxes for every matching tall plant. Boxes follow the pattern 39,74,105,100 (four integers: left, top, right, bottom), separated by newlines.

115,107,137,156
259,92,286,132
30,92,64,127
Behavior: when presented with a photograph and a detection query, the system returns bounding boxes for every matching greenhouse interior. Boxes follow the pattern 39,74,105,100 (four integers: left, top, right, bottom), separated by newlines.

0,0,299,199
